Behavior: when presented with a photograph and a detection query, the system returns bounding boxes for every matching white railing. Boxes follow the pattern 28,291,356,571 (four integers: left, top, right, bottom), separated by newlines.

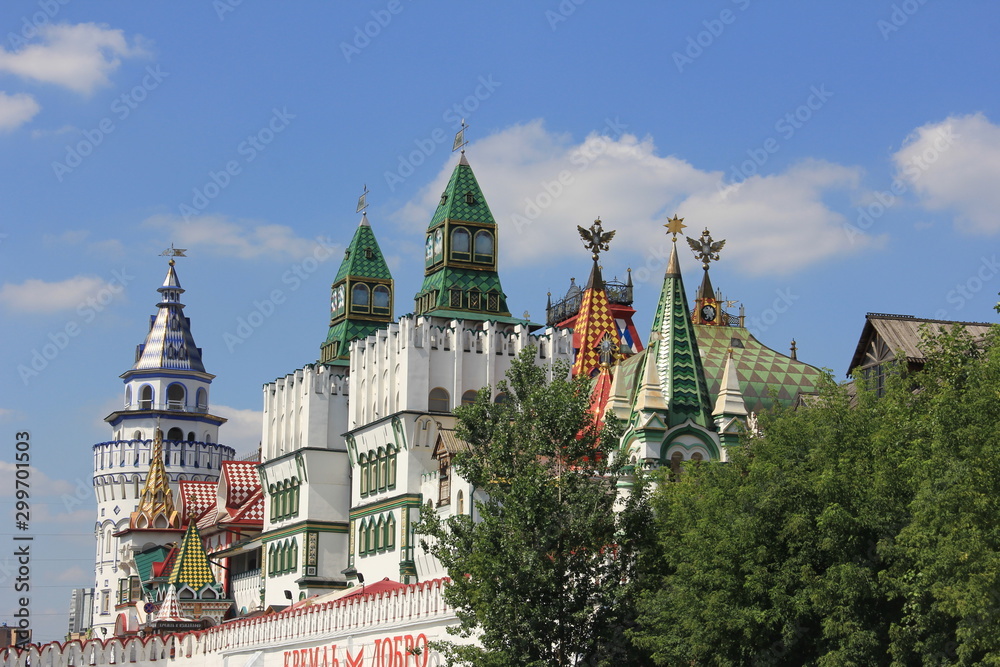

0,578,454,667
230,569,261,613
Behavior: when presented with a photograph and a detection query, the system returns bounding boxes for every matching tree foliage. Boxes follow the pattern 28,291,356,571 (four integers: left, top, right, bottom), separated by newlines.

416,349,653,666
632,324,1000,665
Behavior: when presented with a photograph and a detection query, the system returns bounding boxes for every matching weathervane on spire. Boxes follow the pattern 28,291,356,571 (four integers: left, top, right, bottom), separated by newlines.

664,214,686,242
577,217,615,261
452,119,469,153
356,184,369,214
688,227,726,270
160,243,187,258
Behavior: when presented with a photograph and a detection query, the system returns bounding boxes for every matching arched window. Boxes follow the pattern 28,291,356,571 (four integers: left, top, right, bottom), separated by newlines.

373,285,390,315
428,388,450,413
187,431,196,442
359,454,369,495
377,448,387,491
166,384,185,410
461,390,478,406
474,230,494,262
387,446,397,488
385,513,396,549
457,490,464,515
691,452,704,463
124,386,132,408
167,427,183,441
433,229,444,263
132,430,142,441
376,517,385,551
139,385,153,410
358,520,367,555
494,392,509,404
367,521,375,555
670,451,684,481
290,539,298,572
451,227,470,261
352,284,370,312
196,388,208,411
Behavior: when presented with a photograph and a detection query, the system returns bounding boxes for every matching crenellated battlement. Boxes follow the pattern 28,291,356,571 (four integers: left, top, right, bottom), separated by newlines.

262,363,351,462
5,578,458,667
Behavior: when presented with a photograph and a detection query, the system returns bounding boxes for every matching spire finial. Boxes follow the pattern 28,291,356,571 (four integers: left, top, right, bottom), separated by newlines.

356,184,369,214
161,243,187,259
452,119,469,154
665,214,686,242
687,227,726,271
577,217,616,262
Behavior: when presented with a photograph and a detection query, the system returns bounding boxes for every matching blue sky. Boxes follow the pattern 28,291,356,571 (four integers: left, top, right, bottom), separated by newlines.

2,1,1000,641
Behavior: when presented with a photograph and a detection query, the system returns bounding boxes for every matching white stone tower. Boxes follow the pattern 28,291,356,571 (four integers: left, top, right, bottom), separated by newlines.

91,259,235,636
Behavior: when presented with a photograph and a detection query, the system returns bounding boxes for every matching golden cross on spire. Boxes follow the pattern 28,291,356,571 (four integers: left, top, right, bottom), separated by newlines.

577,217,616,261
664,214,686,241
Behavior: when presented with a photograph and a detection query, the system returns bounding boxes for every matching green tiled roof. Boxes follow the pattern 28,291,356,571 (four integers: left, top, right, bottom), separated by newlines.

696,324,823,414
648,250,714,428
417,157,513,320
427,156,496,229
323,318,388,366
335,216,392,282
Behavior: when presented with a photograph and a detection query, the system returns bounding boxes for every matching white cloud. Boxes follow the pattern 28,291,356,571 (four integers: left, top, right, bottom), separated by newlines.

0,275,120,314
0,23,147,95
893,113,1000,234
395,120,867,276
0,461,77,497
213,404,261,457
0,91,39,131
143,214,335,261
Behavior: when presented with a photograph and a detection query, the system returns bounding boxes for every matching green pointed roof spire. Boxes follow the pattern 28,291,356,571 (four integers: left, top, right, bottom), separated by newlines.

414,155,514,321
643,240,715,429
320,212,394,366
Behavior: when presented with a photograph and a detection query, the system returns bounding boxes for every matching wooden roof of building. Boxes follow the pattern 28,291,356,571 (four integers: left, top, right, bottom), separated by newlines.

848,312,994,374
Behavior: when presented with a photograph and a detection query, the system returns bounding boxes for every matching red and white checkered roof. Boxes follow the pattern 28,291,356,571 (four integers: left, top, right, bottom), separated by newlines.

178,480,216,522
222,461,260,508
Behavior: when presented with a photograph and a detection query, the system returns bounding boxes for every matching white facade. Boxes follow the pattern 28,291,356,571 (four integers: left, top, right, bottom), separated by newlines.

259,363,352,608
342,315,574,586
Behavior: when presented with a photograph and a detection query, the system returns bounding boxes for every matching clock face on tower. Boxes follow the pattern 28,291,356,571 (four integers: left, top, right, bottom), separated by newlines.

700,304,717,322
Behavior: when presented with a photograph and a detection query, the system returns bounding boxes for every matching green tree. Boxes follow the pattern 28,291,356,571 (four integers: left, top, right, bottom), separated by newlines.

633,323,1000,665
416,349,653,666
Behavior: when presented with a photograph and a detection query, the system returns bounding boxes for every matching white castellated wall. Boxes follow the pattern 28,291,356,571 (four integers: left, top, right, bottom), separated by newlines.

344,315,574,585
259,363,352,608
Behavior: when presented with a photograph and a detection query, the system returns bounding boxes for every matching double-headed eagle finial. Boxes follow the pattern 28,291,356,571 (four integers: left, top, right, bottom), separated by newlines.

688,227,725,270
577,217,616,261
